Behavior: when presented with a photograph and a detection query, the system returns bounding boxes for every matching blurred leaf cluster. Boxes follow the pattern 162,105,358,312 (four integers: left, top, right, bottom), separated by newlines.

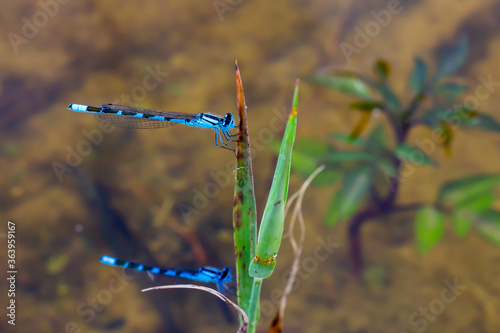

299,36,500,256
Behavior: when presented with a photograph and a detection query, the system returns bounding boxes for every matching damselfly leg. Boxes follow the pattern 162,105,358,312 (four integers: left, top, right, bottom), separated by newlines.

215,129,236,154
222,130,241,143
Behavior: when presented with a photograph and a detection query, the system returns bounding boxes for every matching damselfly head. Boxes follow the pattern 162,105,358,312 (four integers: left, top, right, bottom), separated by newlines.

222,113,235,130
219,267,232,282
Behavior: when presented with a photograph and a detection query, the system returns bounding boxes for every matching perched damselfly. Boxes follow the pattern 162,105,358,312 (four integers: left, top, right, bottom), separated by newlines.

100,255,233,294
68,103,238,152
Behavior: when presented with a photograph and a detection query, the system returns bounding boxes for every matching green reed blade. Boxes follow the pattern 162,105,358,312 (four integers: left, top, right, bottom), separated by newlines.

232,61,258,315
249,79,299,279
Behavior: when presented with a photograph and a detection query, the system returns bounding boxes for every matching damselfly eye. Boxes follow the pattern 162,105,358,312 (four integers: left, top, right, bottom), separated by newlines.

224,113,233,126
220,267,231,280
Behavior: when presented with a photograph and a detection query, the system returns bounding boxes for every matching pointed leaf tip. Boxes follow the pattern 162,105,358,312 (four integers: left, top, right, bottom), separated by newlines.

292,79,300,112
235,63,246,121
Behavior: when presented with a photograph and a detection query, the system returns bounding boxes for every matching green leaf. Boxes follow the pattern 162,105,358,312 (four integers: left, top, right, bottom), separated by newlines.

451,211,472,238
311,169,342,187
350,100,384,111
374,157,398,177
421,108,500,133
475,210,500,245
419,107,477,127
410,56,427,93
325,151,375,163
366,123,388,149
250,80,299,279
331,133,366,147
459,113,500,132
232,63,258,314
290,139,332,176
374,59,390,80
434,36,468,82
326,191,342,226
359,124,395,176
326,165,372,225
291,150,317,176
433,82,467,102
439,174,500,206
303,75,372,99
414,205,446,254
394,144,438,167
419,109,452,126
377,83,403,114
458,192,496,212
293,139,331,158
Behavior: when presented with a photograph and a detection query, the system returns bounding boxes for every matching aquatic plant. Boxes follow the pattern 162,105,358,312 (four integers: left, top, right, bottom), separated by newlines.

232,63,299,332
300,37,500,277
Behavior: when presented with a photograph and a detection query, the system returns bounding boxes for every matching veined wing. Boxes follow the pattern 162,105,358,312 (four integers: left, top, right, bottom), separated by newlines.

102,103,199,120
95,103,201,129
95,113,177,129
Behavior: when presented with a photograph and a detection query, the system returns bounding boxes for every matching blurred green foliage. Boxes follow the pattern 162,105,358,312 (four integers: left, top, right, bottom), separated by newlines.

300,36,500,258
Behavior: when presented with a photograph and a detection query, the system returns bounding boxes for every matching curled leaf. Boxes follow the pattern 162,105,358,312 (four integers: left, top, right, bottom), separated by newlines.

350,112,372,139
249,80,299,279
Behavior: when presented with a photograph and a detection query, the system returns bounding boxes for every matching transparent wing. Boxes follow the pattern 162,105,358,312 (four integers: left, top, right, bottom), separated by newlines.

95,113,177,129
103,103,199,120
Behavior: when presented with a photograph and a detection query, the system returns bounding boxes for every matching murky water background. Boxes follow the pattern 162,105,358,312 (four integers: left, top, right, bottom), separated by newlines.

1,0,500,332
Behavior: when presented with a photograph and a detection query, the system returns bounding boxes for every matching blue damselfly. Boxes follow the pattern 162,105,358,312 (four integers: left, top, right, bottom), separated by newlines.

68,103,238,152
100,255,233,294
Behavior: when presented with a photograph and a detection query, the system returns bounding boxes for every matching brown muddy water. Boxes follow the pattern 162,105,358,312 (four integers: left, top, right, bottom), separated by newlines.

1,0,500,332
